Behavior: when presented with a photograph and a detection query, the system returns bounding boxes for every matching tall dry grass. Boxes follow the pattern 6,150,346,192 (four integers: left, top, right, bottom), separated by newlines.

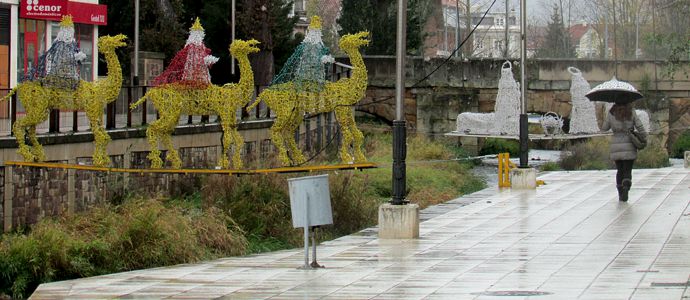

0,198,247,299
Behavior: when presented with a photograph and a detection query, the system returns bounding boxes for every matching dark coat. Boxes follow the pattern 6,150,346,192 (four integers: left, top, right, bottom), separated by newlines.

602,111,647,161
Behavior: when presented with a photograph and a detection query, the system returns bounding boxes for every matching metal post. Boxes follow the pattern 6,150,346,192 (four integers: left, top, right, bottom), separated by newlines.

612,0,618,77
391,0,407,205
504,0,509,57
519,0,528,168
133,0,140,86
455,0,460,57
49,110,59,133
231,0,236,75
302,195,310,269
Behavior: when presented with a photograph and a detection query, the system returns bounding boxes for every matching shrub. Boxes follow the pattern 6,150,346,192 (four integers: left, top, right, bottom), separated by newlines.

539,161,561,171
560,135,671,170
480,138,520,156
0,198,247,299
636,136,671,168
560,137,613,170
671,130,690,159
202,174,302,251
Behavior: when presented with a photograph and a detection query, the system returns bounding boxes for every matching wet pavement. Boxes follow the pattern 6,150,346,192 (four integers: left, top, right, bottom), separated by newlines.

32,166,690,299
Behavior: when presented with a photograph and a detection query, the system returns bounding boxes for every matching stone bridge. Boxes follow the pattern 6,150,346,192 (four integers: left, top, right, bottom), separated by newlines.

356,57,690,148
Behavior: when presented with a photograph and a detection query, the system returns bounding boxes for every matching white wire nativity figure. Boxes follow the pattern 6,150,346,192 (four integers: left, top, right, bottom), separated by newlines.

456,61,521,136
567,67,600,134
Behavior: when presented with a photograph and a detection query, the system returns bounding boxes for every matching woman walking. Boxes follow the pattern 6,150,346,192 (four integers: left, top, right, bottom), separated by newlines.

601,103,647,201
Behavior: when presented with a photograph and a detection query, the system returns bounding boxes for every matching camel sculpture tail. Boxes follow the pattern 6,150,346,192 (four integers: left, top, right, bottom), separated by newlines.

0,87,18,103
246,93,263,112
130,93,148,110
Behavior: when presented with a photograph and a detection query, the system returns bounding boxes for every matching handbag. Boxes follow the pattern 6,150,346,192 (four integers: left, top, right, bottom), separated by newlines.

629,128,647,150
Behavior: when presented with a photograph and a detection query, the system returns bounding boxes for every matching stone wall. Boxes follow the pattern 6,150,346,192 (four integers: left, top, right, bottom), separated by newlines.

75,155,126,212
11,162,68,228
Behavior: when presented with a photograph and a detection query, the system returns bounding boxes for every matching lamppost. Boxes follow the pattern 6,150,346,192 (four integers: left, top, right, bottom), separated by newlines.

455,0,460,57
380,0,417,240
392,0,407,205
519,0,528,168
133,0,140,86
231,0,236,75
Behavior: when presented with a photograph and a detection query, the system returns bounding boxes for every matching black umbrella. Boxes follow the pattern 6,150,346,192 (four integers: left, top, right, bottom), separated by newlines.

585,77,643,104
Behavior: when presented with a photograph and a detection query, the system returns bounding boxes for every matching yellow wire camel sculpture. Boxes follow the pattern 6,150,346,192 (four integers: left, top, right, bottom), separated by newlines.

247,31,370,166
130,39,260,169
1,34,127,167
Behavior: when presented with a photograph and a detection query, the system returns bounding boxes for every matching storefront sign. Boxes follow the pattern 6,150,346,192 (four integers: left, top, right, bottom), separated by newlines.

20,0,107,25
20,0,68,21
67,2,107,25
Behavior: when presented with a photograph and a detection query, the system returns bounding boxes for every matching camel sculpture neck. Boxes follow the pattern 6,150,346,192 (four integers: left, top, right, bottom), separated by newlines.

234,53,254,96
102,47,122,91
345,47,366,84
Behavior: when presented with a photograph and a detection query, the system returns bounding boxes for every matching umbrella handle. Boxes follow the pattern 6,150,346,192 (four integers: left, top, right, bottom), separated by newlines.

502,60,512,70
567,67,581,76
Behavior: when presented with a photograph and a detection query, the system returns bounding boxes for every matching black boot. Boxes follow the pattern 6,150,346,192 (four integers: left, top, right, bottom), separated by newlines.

621,179,631,201
617,185,627,202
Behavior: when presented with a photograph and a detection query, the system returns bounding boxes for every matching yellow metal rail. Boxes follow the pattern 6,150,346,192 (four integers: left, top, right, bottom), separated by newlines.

3,161,377,175
497,153,516,188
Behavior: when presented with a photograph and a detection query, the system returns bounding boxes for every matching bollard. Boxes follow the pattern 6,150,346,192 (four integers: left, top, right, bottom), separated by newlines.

685,151,689,169
498,153,516,188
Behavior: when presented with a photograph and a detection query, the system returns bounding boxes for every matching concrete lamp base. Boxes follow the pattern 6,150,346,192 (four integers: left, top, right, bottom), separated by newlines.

378,203,420,239
510,168,537,189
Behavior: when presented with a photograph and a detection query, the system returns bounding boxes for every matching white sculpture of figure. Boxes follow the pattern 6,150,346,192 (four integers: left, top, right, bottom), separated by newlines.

456,61,521,135
567,67,600,134
493,61,521,135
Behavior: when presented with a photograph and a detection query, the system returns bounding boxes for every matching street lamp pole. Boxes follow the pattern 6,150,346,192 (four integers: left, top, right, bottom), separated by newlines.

231,0,236,75
504,0,509,57
133,0,140,86
519,0,528,168
455,0,460,57
391,0,408,205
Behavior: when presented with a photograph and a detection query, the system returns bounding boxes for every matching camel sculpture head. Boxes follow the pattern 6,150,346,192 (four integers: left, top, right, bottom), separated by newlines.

339,31,370,51
230,39,261,57
98,34,127,53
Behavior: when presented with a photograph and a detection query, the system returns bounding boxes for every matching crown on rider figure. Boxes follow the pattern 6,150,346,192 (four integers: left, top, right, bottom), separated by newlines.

60,15,74,27
309,16,322,30
190,17,204,31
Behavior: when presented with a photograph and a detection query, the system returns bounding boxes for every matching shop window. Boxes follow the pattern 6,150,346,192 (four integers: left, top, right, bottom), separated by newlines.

18,19,46,81
0,7,9,121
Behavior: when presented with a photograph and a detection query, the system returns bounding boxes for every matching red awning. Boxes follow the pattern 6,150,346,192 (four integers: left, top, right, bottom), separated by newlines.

20,0,107,25
67,1,107,25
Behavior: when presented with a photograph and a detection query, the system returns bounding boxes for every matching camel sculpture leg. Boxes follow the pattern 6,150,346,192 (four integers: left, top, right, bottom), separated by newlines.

334,108,355,164
218,112,244,169
229,124,244,169
161,130,182,169
13,117,34,161
284,110,306,165
145,125,164,168
335,107,366,163
86,109,111,167
28,124,47,162
270,110,307,166
144,92,183,168
270,116,292,166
